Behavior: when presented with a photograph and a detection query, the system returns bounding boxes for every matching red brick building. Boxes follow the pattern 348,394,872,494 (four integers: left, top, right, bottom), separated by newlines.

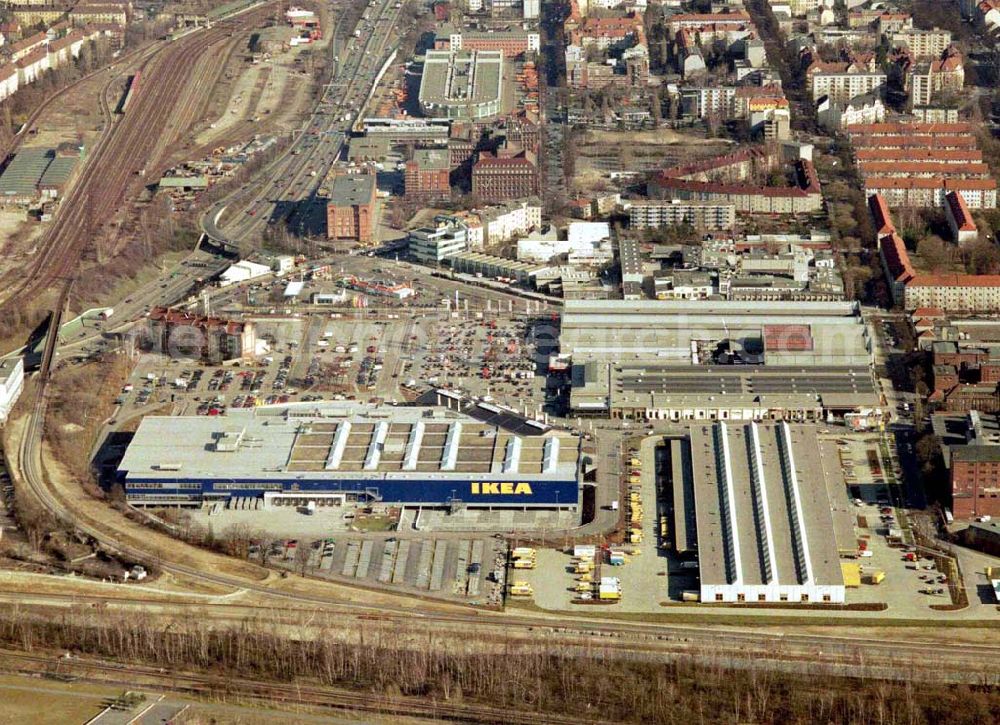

404,148,450,201
326,172,377,243
147,307,256,363
952,446,1000,518
471,149,539,203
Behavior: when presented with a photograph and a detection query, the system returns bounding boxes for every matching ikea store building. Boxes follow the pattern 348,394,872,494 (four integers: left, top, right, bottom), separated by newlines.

117,403,581,510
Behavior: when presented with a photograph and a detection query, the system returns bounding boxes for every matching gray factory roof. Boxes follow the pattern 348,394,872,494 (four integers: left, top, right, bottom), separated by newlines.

329,173,375,206
563,299,860,317
570,362,879,412
561,299,870,367
419,49,503,108
119,403,579,483
0,357,20,382
38,156,78,188
0,147,53,197
412,148,450,169
619,238,643,278
689,422,844,589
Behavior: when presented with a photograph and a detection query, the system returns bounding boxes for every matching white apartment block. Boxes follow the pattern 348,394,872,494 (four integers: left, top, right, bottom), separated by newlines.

817,94,885,130
629,200,736,230
771,0,821,17
481,200,542,244
684,86,736,119
866,182,997,210
811,72,886,104
0,66,17,103
889,28,952,59
905,280,1000,314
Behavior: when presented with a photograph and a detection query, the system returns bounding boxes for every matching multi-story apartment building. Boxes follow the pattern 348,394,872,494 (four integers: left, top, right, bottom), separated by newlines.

889,28,952,59
817,92,885,130
628,200,736,230
909,51,964,108
849,123,993,208
0,357,23,423
480,199,542,243
874,193,1000,311
865,178,997,209
810,70,886,104
69,3,128,26
905,276,1000,313
945,189,979,244
681,86,736,119
648,154,823,215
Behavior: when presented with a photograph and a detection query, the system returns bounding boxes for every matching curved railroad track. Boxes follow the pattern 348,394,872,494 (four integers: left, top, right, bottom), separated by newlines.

0,3,280,312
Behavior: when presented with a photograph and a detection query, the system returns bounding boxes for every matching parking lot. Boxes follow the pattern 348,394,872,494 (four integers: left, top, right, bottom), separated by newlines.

112,306,550,427
264,534,506,605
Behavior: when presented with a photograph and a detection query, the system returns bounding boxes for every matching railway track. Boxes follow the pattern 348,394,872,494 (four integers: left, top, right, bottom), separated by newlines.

0,3,280,311
0,649,591,724
0,40,167,162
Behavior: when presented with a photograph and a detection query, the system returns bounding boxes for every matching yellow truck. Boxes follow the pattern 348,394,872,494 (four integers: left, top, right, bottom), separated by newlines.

864,570,886,585
509,582,533,597
630,458,641,467
574,582,594,593
598,587,622,601
574,561,593,573
629,529,643,544
511,547,536,559
513,558,536,569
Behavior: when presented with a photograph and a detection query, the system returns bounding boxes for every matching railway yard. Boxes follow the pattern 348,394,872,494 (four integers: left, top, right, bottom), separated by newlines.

0,0,998,721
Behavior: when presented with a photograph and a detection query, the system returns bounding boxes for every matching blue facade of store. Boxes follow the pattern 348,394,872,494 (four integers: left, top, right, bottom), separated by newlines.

123,475,580,507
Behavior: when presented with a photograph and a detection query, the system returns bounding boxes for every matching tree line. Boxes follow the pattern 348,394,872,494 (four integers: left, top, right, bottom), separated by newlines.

0,606,996,723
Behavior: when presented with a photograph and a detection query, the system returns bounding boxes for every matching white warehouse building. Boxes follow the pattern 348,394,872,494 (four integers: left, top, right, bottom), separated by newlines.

687,421,846,604
0,357,23,422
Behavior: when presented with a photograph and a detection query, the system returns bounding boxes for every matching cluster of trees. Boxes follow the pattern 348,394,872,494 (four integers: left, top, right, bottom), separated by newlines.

45,353,129,491
0,606,997,723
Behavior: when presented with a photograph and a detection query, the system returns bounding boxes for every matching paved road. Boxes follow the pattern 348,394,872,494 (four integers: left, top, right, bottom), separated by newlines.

203,0,409,246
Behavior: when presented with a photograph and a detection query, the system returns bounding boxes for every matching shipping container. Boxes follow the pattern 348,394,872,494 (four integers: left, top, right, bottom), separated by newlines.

513,559,536,569
573,545,596,558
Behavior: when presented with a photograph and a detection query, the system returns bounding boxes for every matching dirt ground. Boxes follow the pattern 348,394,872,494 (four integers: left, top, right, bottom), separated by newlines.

571,129,734,194
0,675,120,725
581,128,726,146
194,3,333,150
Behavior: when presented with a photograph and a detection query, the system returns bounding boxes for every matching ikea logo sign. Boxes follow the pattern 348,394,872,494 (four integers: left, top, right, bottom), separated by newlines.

471,482,534,495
